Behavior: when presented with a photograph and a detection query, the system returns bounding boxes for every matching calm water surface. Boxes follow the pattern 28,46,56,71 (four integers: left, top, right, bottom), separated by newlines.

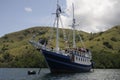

0,68,120,80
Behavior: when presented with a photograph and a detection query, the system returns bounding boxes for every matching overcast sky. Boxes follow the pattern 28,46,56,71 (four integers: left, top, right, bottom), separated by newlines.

62,0,120,32
0,0,120,37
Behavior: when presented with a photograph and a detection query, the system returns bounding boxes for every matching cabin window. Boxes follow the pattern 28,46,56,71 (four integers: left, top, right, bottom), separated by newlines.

84,58,85,62
76,56,77,60
81,58,83,61
87,59,88,62
85,59,86,62
88,59,89,62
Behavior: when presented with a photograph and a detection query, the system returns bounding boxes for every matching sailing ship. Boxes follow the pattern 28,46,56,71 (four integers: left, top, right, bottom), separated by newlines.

29,1,93,73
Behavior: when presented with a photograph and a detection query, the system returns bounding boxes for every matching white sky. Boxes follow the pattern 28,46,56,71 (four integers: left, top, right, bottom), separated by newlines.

61,0,120,32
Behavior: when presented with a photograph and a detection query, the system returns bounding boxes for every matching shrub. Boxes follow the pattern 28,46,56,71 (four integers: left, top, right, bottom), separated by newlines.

111,37,117,42
103,42,113,49
3,35,8,39
97,38,100,41
99,32,104,35
2,52,13,62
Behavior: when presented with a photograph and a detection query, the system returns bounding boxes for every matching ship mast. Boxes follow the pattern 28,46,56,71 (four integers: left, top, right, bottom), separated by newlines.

72,3,76,48
56,0,61,51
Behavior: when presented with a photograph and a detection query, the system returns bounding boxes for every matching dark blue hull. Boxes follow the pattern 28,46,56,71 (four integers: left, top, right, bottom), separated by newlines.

41,49,92,73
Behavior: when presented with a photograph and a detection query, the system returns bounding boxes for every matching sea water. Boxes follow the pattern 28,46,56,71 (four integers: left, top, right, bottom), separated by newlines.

0,68,120,80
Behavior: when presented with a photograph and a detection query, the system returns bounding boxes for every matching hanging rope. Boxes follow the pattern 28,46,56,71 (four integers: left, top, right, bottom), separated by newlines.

48,17,57,47
59,15,70,48
77,31,86,49
59,16,67,42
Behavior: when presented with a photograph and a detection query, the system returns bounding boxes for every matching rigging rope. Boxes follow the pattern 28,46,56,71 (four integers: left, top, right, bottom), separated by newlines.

59,16,67,42
77,31,86,49
49,17,57,42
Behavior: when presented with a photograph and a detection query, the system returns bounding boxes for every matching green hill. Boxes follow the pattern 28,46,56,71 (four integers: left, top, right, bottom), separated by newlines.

0,25,120,68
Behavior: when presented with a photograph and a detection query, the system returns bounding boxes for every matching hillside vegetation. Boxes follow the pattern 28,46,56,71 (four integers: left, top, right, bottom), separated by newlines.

0,25,120,68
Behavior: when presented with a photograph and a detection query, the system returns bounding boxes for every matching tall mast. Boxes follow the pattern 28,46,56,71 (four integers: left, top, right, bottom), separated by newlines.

72,3,76,48
56,0,61,51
